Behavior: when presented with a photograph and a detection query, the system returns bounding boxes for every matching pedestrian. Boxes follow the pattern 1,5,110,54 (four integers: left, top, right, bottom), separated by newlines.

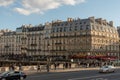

9,64,15,71
9,65,12,71
46,64,49,72
19,64,22,71
54,63,57,70
63,63,65,69
12,65,15,71
37,65,41,72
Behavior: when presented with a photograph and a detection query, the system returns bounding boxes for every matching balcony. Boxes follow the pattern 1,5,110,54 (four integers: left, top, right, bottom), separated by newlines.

27,49,41,51
31,44,37,46
51,34,92,38
21,47,27,50
4,46,10,48
21,37,27,40
55,43,62,45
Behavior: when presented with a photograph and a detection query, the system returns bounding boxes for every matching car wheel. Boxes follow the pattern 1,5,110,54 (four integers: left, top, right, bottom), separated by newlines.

20,77,24,80
2,78,6,80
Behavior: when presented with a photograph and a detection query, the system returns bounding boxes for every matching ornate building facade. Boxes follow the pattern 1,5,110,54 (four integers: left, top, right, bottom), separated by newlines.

0,17,119,61
51,17,119,59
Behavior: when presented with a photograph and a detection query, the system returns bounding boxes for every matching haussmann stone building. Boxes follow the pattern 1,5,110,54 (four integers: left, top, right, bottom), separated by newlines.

0,16,119,65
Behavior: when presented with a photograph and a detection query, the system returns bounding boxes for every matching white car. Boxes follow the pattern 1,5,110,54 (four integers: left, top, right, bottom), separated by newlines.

99,65,115,73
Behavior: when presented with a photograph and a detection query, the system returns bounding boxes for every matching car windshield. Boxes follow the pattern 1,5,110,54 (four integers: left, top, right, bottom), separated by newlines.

103,66,109,68
101,65,114,68
0,71,10,76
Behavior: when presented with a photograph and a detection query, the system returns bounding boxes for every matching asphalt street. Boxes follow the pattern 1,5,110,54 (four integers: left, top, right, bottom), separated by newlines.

25,68,120,80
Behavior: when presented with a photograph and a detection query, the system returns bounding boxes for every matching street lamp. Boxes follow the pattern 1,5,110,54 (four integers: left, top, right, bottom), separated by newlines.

47,43,50,72
118,45,120,66
87,52,90,67
118,53,120,66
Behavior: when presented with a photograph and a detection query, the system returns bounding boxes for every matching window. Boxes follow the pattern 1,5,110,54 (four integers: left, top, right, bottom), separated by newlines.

65,22,68,26
80,26,83,30
75,23,78,25
100,27,103,31
57,24,60,26
64,27,67,32
75,26,77,31
84,22,86,24
80,22,82,24
60,28,62,32
57,28,59,32
52,28,55,32
86,25,89,30
69,27,72,31
61,24,63,26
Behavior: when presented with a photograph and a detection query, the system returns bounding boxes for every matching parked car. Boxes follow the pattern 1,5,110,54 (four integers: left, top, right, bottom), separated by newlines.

99,65,115,73
0,71,27,80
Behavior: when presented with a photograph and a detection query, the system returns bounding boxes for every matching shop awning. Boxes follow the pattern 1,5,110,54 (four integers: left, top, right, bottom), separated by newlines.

69,55,117,60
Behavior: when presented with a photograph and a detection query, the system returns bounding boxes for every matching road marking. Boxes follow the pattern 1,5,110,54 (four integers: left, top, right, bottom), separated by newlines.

68,73,120,80
91,78,108,80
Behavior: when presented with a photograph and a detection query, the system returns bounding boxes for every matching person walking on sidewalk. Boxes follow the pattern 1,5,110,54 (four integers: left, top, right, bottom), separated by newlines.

19,64,22,71
9,64,15,71
37,65,41,72
46,64,49,72
54,63,57,70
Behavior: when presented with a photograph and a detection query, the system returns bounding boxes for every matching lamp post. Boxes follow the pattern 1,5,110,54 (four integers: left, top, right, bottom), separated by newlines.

47,43,50,72
118,53,120,66
47,56,50,72
118,45,120,66
87,52,90,68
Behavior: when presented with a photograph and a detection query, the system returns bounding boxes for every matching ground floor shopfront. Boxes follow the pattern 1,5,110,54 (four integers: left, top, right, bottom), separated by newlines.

68,51,119,67
0,50,119,67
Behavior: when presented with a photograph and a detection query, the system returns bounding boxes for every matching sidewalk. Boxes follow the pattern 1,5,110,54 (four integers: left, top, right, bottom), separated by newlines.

24,67,99,75
24,66,120,75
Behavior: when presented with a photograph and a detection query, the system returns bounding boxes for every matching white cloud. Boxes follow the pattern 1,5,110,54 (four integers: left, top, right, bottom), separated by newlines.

62,0,85,5
14,8,31,15
0,0,15,7
14,0,86,15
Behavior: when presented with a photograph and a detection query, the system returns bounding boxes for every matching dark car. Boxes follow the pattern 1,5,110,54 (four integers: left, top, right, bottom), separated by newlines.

0,71,27,80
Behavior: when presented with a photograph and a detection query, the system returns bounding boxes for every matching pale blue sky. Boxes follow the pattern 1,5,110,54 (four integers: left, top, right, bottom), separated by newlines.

0,0,120,30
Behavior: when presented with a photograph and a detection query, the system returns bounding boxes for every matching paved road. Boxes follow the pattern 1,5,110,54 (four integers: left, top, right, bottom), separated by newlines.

25,68,120,80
